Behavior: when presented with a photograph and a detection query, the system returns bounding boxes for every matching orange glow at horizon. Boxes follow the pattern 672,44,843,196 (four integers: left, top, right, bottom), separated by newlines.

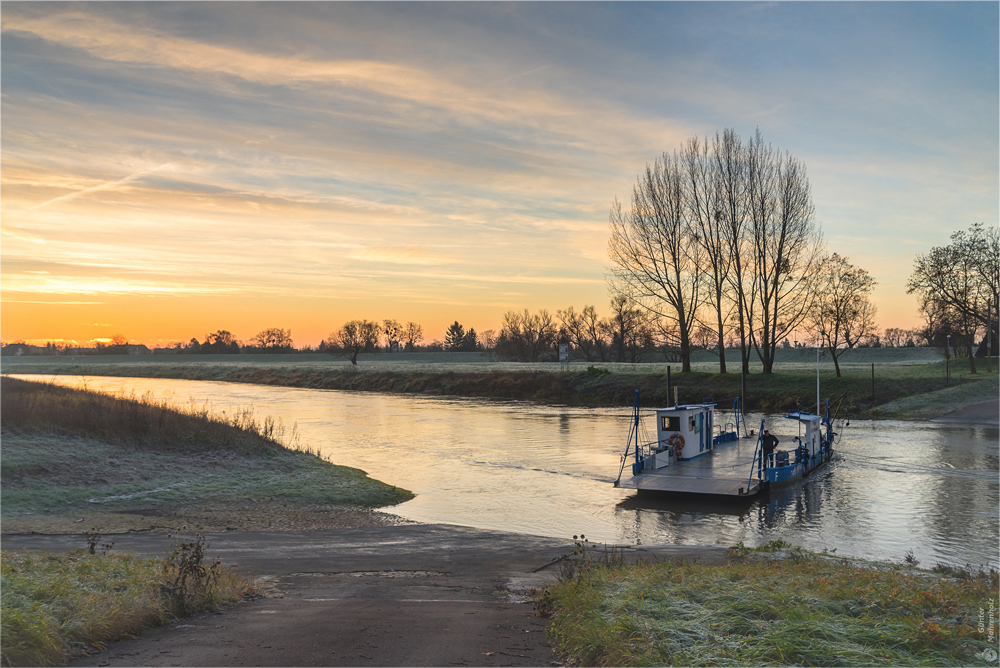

2,4,994,347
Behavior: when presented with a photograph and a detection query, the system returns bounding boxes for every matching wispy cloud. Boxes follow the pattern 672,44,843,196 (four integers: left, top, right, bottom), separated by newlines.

1,223,46,244
1,300,105,305
1,3,995,343
349,246,457,266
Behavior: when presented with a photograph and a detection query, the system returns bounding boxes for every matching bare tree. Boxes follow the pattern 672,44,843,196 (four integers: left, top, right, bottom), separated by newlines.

714,129,753,375
882,327,906,348
916,297,959,348
908,224,1000,373
584,306,614,362
746,132,824,373
691,323,719,351
326,320,379,365
608,295,656,363
810,253,877,377
495,309,557,362
683,135,731,372
383,319,402,352
606,128,822,373
203,330,239,354
480,329,498,361
557,305,612,361
402,322,423,352
608,151,704,371
252,327,293,353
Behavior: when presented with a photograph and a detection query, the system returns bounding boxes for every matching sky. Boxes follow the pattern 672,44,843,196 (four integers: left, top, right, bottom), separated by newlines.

2,2,997,348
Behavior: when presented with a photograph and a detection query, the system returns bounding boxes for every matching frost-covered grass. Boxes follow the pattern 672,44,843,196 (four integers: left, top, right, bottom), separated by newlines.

868,375,999,419
0,346,949,375
1,547,257,666
539,541,1000,667
1,377,412,529
4,349,993,417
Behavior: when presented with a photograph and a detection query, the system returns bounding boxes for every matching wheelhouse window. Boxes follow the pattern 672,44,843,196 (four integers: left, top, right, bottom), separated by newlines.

661,416,680,431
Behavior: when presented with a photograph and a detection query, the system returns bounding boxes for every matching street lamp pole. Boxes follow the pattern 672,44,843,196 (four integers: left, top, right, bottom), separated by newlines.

817,331,825,414
946,334,951,385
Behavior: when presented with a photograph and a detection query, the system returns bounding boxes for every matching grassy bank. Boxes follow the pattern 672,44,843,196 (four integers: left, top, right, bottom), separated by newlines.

2,539,258,666
1,377,412,534
4,352,996,417
868,376,999,420
539,540,1000,667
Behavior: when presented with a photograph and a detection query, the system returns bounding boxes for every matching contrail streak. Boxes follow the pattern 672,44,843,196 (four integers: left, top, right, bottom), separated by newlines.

29,163,175,210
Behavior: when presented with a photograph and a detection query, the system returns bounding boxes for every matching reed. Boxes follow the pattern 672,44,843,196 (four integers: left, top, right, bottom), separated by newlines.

539,541,1000,667
0,377,296,457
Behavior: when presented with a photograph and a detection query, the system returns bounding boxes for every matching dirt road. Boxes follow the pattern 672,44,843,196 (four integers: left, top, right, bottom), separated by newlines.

2,524,730,667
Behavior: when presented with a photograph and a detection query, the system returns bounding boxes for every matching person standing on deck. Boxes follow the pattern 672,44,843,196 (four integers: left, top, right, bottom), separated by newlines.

762,430,779,457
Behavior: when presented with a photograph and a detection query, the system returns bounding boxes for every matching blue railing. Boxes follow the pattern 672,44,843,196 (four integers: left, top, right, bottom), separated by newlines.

746,419,766,490
615,388,642,485
734,397,748,437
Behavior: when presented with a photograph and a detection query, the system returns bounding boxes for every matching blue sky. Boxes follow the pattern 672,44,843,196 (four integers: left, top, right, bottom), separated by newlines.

2,2,997,345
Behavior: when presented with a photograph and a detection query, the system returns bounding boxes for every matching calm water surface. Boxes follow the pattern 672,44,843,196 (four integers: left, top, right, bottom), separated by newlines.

22,375,999,569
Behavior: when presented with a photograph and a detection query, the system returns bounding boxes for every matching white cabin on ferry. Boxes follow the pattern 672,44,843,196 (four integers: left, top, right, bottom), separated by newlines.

789,412,823,459
656,403,715,461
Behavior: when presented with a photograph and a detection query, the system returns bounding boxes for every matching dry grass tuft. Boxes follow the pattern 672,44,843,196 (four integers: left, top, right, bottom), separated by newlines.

1,542,258,667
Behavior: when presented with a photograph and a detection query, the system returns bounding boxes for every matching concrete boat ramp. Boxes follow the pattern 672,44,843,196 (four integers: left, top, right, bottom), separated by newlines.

2,524,731,667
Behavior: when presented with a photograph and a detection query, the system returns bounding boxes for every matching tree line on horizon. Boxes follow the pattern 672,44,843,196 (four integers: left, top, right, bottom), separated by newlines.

2,303,968,368
4,133,995,368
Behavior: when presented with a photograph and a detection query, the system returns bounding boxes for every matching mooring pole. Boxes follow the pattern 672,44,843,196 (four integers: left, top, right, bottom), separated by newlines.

741,367,746,417
667,366,672,406
632,388,641,466
871,363,875,403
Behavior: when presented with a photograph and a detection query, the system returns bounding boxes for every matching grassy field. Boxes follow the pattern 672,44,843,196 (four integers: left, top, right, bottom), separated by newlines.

539,540,1000,667
1,377,413,534
2,541,259,666
4,348,996,418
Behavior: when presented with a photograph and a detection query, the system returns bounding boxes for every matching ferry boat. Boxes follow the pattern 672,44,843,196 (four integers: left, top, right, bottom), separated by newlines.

613,392,838,499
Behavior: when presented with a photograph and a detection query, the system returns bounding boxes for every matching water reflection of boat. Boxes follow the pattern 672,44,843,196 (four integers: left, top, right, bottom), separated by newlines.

614,391,839,500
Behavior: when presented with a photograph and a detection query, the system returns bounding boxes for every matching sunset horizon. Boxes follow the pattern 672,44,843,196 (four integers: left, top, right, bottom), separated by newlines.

3,2,997,349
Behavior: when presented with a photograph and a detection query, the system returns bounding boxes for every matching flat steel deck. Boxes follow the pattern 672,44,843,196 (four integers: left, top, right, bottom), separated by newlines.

618,436,765,497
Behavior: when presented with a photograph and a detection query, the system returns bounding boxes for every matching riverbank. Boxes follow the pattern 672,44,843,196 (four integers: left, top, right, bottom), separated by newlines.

539,540,1000,667
4,351,996,417
1,378,413,535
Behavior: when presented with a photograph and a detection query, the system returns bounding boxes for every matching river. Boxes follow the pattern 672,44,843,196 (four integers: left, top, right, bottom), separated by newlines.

18,375,999,569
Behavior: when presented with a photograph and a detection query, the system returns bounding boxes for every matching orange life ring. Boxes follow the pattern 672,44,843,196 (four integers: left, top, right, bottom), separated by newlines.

667,433,685,458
